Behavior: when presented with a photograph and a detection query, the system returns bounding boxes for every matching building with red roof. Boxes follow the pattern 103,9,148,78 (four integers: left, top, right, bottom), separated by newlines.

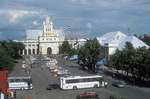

0,71,9,99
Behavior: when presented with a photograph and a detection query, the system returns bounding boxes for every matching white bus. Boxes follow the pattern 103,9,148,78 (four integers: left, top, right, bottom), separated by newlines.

8,76,33,90
60,75,108,90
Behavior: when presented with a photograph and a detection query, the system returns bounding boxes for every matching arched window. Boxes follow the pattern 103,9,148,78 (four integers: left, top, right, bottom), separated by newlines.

47,47,52,55
28,49,31,55
24,49,27,55
20,50,23,55
33,49,35,54
37,49,39,54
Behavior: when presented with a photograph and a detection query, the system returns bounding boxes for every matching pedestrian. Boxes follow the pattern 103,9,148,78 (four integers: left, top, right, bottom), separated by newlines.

9,90,14,98
14,90,16,99
41,65,44,70
112,73,115,78
27,68,31,75
30,64,32,68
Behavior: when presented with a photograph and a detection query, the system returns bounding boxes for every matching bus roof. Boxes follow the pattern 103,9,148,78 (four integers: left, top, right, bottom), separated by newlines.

8,76,31,79
60,75,103,80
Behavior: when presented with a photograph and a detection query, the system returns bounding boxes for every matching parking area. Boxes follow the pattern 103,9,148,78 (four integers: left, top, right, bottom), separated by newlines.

9,55,150,99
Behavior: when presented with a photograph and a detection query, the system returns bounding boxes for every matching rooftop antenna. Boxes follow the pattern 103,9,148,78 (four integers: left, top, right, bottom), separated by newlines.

127,27,130,36
46,7,48,15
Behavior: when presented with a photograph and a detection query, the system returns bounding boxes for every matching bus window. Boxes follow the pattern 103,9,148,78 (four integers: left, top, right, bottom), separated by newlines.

9,79,14,82
8,76,33,90
66,79,79,84
15,79,21,82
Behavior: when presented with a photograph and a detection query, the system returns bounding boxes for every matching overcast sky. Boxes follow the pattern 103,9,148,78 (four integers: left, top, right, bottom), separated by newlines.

0,0,150,40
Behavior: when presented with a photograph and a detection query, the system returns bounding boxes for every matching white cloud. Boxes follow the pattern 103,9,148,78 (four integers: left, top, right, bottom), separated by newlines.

0,9,39,24
70,0,89,4
32,20,39,26
71,0,77,2
0,0,149,39
86,22,92,29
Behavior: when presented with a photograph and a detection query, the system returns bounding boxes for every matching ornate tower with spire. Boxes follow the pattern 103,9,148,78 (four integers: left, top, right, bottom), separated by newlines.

42,16,55,36
38,16,64,55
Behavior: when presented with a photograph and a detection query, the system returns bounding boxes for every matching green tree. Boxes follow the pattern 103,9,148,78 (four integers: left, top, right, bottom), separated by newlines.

109,95,126,99
109,95,118,99
0,40,24,71
10,41,25,58
0,46,14,71
140,34,150,46
109,42,136,78
123,42,136,77
0,40,24,59
109,41,150,83
79,39,101,72
59,41,71,54
135,47,149,80
109,49,125,73
69,48,78,56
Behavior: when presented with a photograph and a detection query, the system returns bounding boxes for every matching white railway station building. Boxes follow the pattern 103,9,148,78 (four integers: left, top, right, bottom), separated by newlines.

20,16,87,55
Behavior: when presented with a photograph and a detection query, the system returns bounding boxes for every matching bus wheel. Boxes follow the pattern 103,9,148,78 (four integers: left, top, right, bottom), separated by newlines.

73,86,77,90
94,84,98,88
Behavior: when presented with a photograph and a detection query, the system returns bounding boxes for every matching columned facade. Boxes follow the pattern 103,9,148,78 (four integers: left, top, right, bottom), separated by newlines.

21,39,39,55
20,16,64,55
19,16,87,55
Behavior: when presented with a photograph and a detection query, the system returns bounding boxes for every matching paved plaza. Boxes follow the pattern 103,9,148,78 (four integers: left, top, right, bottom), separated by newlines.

9,55,150,99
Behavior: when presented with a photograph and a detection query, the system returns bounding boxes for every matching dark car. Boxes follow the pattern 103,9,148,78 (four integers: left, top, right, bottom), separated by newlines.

112,81,125,88
46,84,60,90
95,70,104,75
76,92,99,99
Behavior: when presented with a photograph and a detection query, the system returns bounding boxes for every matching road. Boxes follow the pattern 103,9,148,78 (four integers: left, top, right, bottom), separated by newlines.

9,55,150,99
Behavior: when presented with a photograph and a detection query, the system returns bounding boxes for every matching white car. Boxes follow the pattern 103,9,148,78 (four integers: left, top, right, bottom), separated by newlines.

57,69,70,76
112,81,125,88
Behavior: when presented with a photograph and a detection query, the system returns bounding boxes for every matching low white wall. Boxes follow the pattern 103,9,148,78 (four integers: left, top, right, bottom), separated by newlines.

0,92,5,99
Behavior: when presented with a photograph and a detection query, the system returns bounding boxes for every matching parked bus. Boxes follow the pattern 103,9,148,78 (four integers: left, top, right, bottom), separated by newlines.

60,75,108,90
8,76,33,90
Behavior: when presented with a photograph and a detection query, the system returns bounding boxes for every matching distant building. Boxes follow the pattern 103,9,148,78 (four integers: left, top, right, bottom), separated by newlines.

19,16,87,55
97,31,149,55
68,39,87,50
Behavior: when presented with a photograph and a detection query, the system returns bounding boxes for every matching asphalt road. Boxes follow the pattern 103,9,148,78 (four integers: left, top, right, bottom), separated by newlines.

9,55,150,99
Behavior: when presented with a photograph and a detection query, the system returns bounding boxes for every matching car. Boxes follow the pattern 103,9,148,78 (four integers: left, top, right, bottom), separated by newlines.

69,55,78,61
76,92,99,99
46,84,60,90
112,81,125,88
32,60,39,64
50,68,58,73
57,69,71,77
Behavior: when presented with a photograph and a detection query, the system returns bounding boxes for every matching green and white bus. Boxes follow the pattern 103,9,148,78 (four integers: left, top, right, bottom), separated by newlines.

8,76,33,90
60,75,108,90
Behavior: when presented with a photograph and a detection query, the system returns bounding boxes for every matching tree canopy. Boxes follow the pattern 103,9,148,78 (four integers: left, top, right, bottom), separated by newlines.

109,42,150,85
59,40,78,56
78,39,101,72
0,40,24,71
59,41,71,54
